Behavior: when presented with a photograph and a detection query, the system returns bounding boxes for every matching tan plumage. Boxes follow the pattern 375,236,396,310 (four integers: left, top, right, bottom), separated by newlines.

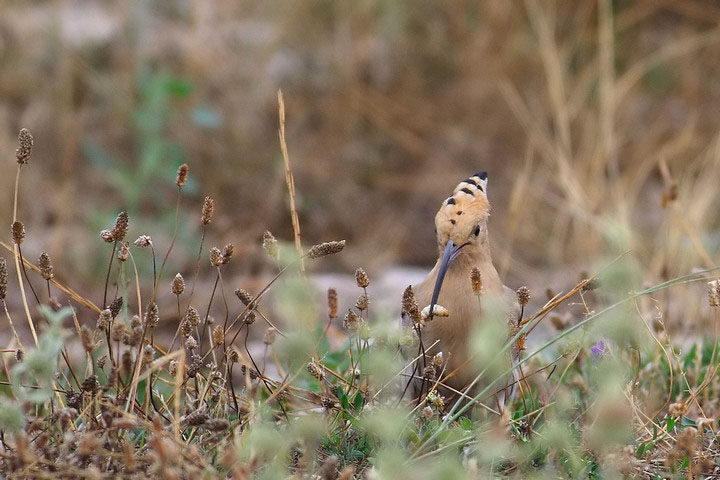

403,172,519,411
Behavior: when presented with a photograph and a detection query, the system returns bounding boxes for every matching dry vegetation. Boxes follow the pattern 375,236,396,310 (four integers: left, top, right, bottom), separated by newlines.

1,1,720,479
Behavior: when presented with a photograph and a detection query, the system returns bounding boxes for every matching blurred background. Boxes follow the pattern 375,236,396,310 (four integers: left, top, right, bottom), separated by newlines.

1,1,719,334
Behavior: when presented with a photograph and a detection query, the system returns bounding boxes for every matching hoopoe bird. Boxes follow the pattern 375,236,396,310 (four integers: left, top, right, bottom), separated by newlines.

402,172,520,413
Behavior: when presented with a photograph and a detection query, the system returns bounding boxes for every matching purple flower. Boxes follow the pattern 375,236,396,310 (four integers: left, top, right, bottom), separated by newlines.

591,340,606,359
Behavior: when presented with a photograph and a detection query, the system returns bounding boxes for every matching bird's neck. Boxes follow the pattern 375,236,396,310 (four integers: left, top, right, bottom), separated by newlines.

448,241,503,290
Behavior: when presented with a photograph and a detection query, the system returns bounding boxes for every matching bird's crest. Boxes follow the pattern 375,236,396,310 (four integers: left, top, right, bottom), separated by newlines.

435,172,490,246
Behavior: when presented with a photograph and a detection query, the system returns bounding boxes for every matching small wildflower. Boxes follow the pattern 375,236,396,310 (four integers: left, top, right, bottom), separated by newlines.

172,273,185,295
38,252,54,280
355,267,370,288
11,221,25,245
15,128,33,164
176,163,189,187
307,358,325,381
355,293,369,311
402,286,421,325
134,235,152,248
186,306,200,326
209,247,223,267
111,211,129,242
516,286,530,307
117,241,130,262
590,340,606,359
235,288,254,306
201,196,214,225
328,288,338,318
213,326,224,346
185,336,198,351
308,240,346,259
0,257,8,300
262,231,278,260
263,327,277,345
427,390,445,409
145,302,159,328
108,296,123,318
222,244,234,264
470,267,483,295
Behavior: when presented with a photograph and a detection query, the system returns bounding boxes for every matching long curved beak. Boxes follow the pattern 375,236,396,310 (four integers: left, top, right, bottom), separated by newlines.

428,239,466,320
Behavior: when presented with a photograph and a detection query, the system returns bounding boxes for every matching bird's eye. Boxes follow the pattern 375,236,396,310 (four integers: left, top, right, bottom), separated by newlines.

473,225,481,237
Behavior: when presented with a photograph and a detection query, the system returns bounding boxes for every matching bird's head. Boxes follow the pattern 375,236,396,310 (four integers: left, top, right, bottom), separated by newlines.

429,172,490,318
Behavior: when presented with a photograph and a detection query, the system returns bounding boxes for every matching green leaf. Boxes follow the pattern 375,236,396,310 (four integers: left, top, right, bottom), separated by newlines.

459,417,473,431
666,415,676,431
353,391,364,412
338,386,349,410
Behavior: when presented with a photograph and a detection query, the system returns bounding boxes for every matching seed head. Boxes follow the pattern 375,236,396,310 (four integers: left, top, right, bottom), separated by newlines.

172,273,185,295
355,293,369,311
344,309,360,330
180,319,192,338
708,280,720,307
470,267,483,295
185,336,198,351
263,327,277,345
244,311,256,325
11,221,25,245
130,314,142,328
432,352,444,367
308,240,346,259
422,366,436,381
186,306,200,327
213,326,224,346
0,257,8,300
97,309,111,332
204,418,229,432
15,349,23,362
117,241,130,262
427,390,445,409
145,302,159,328
111,321,124,342
421,304,449,321
121,350,133,376
176,163,189,187
109,297,123,318
262,231,278,260
401,286,421,325
143,345,155,363
169,360,178,377
669,402,687,418
421,406,434,419
516,286,530,307
100,229,114,243
328,288,338,319
582,278,600,292
16,128,33,164
355,268,370,288
307,359,325,381
81,375,100,393
38,252,54,280
184,409,209,427
235,288,255,306
134,235,152,248
201,196,214,225
210,247,223,267
222,244,234,264
228,349,239,363
111,211,129,242
97,355,107,369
